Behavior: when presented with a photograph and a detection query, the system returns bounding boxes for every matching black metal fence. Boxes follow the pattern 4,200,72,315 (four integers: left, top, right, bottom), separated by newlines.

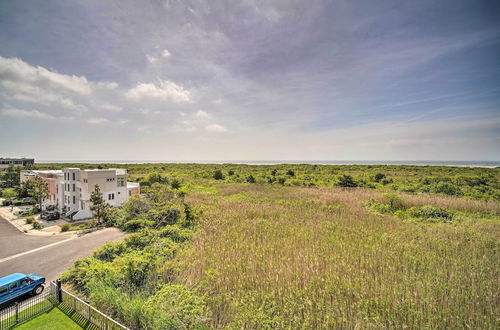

0,288,56,330
0,281,128,330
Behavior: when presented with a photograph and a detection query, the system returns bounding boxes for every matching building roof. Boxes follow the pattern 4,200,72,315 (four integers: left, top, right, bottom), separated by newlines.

127,182,140,188
0,273,26,286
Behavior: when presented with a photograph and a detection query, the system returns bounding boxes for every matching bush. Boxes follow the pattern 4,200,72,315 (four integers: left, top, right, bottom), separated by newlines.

228,170,235,176
2,188,17,199
170,179,181,190
32,221,43,230
373,173,386,182
141,284,209,329
287,169,295,177
60,223,71,232
124,219,156,232
336,175,358,188
246,175,256,183
213,170,224,180
433,182,461,196
25,216,34,224
408,205,454,221
380,193,406,211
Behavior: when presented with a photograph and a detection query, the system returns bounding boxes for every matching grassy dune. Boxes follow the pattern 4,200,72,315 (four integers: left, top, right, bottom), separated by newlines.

182,185,499,328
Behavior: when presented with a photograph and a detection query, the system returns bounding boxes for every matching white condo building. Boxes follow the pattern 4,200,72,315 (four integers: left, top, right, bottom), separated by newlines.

20,168,140,220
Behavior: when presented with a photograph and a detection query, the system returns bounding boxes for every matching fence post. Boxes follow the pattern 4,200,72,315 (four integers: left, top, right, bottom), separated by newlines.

15,302,19,324
56,279,62,303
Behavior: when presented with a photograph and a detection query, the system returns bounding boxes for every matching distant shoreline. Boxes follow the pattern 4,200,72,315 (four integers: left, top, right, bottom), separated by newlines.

36,160,500,168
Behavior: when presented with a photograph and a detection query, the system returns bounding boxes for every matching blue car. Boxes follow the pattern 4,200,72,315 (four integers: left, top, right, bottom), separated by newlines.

0,273,45,305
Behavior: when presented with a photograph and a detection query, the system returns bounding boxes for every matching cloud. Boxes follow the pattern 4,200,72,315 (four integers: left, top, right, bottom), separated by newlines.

125,80,191,102
195,110,210,119
205,123,227,133
0,56,91,95
86,117,109,124
162,49,171,57
100,104,122,112
1,108,57,120
146,54,158,64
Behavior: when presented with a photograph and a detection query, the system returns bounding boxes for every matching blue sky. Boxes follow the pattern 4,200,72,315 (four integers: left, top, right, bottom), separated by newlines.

0,0,499,161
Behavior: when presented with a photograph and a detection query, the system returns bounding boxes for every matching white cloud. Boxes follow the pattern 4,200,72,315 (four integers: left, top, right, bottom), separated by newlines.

100,104,122,112
125,80,191,102
1,108,57,120
195,110,210,119
206,123,227,132
162,49,171,57
0,56,91,95
146,54,158,64
86,117,109,124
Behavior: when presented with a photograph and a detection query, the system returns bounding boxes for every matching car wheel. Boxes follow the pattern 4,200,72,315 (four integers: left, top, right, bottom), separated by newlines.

32,285,44,295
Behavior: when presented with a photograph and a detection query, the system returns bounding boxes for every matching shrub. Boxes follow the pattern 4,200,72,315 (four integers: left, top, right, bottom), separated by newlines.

373,173,386,182
170,179,181,189
25,216,34,224
246,175,256,183
32,220,43,230
336,175,358,188
141,284,209,329
433,182,461,196
2,188,17,199
228,170,235,176
287,169,295,177
60,223,71,232
124,219,156,232
408,205,454,221
380,193,406,211
213,170,224,180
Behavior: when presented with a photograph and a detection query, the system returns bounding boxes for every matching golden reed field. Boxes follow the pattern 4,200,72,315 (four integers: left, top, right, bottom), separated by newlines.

182,184,499,328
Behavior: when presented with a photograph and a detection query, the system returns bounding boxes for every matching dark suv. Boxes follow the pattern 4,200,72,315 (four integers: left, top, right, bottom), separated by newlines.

40,210,60,221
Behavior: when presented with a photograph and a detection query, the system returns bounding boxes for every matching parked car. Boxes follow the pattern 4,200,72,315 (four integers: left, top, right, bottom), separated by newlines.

12,198,35,206
1,199,13,206
0,273,45,305
41,210,60,221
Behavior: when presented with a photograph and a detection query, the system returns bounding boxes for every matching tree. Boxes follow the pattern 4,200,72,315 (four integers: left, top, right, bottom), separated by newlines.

2,165,20,188
30,176,49,211
213,170,224,180
271,169,278,176
90,185,109,225
228,170,235,176
287,169,295,177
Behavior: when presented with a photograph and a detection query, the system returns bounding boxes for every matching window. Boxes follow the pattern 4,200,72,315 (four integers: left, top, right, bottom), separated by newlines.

83,178,88,183
72,173,75,180
73,184,75,192
21,278,30,286
0,286,7,295
9,282,18,290
106,178,115,182
108,193,115,200
81,201,84,209
129,191,132,197
73,196,76,204
56,185,58,193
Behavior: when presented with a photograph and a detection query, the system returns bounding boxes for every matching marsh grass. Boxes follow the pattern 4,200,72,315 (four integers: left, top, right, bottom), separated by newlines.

182,185,499,328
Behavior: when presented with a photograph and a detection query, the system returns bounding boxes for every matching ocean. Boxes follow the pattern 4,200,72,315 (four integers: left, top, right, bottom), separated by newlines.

37,160,500,168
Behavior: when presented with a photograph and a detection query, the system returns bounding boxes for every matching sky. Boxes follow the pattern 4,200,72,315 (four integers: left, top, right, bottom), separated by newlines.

0,0,499,161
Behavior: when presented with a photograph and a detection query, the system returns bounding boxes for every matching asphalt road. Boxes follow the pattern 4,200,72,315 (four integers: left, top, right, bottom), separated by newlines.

0,216,126,283
0,216,70,259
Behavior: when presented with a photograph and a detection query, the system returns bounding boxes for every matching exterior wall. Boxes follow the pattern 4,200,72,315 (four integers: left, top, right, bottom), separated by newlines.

21,168,138,220
0,158,34,168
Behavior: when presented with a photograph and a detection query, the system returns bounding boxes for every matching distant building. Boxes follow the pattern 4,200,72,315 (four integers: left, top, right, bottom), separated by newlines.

0,158,35,168
20,168,140,220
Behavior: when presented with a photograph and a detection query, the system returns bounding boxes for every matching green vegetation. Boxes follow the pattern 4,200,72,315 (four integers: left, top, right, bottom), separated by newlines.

34,162,500,200
15,307,83,330
54,163,499,328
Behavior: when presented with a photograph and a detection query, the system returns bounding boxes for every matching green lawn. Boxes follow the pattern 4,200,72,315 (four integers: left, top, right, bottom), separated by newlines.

15,307,82,330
